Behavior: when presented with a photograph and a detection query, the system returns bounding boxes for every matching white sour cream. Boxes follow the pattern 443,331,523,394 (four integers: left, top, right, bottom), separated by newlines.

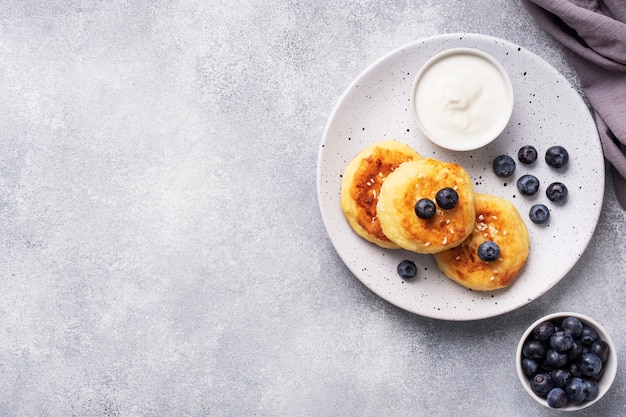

412,49,513,151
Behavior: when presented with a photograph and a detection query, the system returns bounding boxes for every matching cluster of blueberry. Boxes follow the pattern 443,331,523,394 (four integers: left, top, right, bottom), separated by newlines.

492,145,569,224
414,187,459,219
520,316,610,408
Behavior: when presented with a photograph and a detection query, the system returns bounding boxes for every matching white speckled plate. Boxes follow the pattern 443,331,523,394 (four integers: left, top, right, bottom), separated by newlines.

317,33,604,321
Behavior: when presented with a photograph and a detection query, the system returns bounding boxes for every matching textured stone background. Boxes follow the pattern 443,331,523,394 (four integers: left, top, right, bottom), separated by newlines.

1,1,625,416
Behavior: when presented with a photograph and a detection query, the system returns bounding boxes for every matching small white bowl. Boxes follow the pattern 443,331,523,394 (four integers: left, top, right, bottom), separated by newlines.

516,312,617,411
411,48,514,151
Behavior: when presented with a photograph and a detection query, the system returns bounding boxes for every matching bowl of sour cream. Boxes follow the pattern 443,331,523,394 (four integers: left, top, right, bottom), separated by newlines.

411,48,514,151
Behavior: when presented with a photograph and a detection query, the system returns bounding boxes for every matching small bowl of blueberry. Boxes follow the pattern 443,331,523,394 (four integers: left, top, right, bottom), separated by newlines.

516,312,617,410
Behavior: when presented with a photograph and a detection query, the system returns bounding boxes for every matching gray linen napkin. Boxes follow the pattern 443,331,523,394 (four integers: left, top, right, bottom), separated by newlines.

522,0,626,208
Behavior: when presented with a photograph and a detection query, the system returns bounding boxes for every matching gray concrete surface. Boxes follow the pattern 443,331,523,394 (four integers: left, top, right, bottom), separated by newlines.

1,1,624,416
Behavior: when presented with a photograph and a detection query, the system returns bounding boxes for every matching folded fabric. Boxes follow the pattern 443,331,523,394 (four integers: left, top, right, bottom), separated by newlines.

522,0,626,208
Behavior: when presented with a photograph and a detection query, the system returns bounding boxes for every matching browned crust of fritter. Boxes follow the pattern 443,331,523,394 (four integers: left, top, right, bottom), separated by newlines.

433,193,530,291
340,140,422,248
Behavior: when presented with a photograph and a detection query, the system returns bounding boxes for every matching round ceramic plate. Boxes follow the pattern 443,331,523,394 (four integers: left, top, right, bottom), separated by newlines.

317,33,604,321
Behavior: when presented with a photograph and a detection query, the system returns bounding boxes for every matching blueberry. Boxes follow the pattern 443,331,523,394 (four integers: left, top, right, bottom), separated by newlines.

591,365,606,381
561,317,583,338
583,379,599,401
546,182,568,202
590,340,610,362
493,154,516,177
580,326,599,346
551,369,572,388
578,353,603,377
530,373,553,396
533,321,555,341
415,198,436,219
545,349,568,368
518,145,538,164
547,387,568,408
517,174,540,195
397,260,417,279
565,377,586,404
567,339,584,362
522,358,538,377
550,331,574,352
435,187,458,209
522,339,547,360
568,362,583,378
545,145,569,168
477,240,500,262
529,204,550,224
